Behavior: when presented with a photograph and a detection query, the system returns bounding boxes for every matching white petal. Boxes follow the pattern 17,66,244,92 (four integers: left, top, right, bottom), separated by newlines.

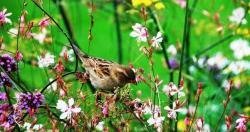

5,12,12,17
68,98,74,107
56,100,68,112
60,112,68,119
130,32,139,37
178,91,185,97
2,9,7,14
72,107,81,113
164,106,171,110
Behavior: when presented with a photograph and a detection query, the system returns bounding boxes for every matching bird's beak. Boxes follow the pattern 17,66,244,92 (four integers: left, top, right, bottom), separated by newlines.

131,80,137,85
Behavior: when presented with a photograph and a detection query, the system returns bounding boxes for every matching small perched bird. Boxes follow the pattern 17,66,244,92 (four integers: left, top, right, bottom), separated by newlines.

71,45,136,92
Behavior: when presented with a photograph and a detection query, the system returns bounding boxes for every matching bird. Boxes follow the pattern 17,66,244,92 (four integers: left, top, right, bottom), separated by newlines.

71,44,136,93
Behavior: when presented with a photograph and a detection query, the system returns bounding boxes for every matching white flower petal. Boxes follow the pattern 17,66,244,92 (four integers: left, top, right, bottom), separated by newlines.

56,100,68,112
68,98,74,107
60,112,68,119
72,107,81,113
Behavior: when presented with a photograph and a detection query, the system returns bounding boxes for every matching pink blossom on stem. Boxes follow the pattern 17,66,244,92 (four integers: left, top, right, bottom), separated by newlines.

39,17,50,29
130,23,148,42
236,117,247,132
0,9,12,26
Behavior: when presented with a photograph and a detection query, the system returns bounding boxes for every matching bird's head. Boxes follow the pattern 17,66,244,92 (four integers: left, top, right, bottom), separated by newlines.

123,67,137,84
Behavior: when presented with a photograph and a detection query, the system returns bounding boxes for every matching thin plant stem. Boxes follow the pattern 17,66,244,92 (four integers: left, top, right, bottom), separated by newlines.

187,83,202,132
113,0,123,64
176,0,190,131
87,0,94,53
214,81,233,132
40,71,76,93
31,0,79,72
16,0,26,84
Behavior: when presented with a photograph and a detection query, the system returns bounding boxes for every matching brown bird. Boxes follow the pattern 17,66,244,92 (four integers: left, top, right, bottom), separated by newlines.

71,45,136,93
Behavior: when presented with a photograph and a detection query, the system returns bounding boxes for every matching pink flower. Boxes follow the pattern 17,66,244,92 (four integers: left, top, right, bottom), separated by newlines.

236,117,247,132
14,51,23,61
38,17,50,29
162,82,185,97
0,9,12,26
102,102,109,117
130,23,148,42
174,0,186,8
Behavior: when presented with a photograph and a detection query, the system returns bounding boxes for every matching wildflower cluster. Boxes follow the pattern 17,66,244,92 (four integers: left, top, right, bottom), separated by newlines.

16,92,44,116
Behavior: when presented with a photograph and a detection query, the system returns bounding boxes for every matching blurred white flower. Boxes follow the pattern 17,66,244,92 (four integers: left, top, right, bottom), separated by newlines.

8,28,18,37
224,60,250,75
95,121,104,131
164,101,186,119
167,45,177,56
162,82,185,97
222,80,231,92
56,98,81,120
230,39,250,59
31,29,48,44
196,57,207,68
23,122,43,131
130,23,148,42
147,115,165,130
203,124,211,132
196,118,204,131
229,7,247,25
151,32,163,48
49,78,57,91
37,52,55,68
142,103,153,115
207,53,229,69
0,9,12,25
60,46,74,62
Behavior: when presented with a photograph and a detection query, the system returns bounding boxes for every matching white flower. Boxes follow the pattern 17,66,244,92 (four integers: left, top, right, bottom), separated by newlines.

49,78,57,91
147,115,165,129
8,28,18,37
31,29,48,44
229,7,247,25
224,60,250,75
56,98,81,120
196,57,206,68
130,23,148,42
230,39,250,59
37,52,55,68
167,45,177,56
222,80,230,92
207,53,229,69
60,46,74,62
23,122,43,131
203,124,211,132
162,82,185,97
196,118,204,131
151,32,163,48
142,103,153,115
164,101,187,119
95,121,104,131
0,9,12,25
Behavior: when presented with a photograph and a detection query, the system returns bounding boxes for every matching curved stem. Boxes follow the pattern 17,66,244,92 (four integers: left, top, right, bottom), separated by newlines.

40,71,76,93
31,0,79,72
